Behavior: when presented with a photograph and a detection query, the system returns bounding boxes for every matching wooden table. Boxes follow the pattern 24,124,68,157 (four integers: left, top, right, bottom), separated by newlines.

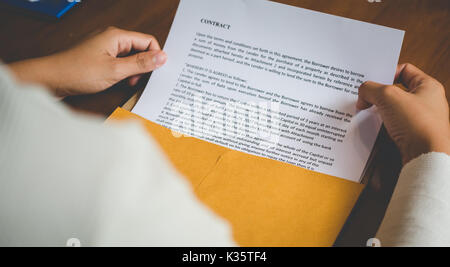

0,0,448,246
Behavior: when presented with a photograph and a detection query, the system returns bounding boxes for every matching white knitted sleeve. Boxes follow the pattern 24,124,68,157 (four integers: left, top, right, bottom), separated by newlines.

377,152,450,247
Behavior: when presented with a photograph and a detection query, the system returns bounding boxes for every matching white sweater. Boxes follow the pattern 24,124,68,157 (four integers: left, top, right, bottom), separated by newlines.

0,66,234,247
0,66,449,247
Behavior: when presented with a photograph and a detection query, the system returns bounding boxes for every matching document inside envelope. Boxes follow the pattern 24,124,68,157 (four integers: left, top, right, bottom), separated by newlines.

107,108,363,246
133,0,404,183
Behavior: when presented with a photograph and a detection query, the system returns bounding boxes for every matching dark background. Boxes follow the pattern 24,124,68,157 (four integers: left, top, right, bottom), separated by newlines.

0,0,448,246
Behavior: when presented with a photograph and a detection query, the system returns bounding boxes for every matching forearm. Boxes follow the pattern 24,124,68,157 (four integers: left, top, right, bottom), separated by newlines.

8,55,64,97
376,152,450,246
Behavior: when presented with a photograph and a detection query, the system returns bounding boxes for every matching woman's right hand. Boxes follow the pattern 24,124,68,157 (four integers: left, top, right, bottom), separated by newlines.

357,63,450,164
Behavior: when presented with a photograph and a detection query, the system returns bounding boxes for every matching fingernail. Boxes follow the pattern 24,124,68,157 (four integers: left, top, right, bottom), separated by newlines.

153,51,167,66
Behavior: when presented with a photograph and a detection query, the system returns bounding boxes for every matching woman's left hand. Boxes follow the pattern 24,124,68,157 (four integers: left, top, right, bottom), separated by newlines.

8,27,167,97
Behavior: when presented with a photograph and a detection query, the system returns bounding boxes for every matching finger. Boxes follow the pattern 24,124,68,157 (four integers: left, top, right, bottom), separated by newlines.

357,81,394,110
114,50,167,79
395,63,433,91
128,75,142,87
107,27,161,57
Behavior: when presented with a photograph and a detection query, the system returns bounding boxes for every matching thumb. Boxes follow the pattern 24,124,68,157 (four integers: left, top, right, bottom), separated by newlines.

357,81,401,110
114,50,167,80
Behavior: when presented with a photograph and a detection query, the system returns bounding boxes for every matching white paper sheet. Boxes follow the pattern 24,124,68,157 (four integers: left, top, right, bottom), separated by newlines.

133,0,404,182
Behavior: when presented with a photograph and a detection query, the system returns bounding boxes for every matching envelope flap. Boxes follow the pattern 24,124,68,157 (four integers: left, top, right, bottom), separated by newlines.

108,107,230,187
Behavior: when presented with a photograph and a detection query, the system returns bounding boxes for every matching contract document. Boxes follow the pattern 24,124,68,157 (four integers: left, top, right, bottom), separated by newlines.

133,0,404,182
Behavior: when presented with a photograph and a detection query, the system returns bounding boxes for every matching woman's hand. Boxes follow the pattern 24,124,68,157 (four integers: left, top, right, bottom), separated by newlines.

8,27,167,97
357,63,450,164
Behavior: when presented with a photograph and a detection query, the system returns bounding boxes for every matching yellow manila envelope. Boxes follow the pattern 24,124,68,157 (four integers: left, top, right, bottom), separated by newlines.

107,107,364,247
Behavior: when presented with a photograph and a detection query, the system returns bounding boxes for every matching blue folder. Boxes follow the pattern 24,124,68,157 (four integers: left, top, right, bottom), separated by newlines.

0,0,79,19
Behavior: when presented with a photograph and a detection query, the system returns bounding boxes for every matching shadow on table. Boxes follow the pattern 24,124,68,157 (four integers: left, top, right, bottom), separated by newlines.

334,127,402,247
